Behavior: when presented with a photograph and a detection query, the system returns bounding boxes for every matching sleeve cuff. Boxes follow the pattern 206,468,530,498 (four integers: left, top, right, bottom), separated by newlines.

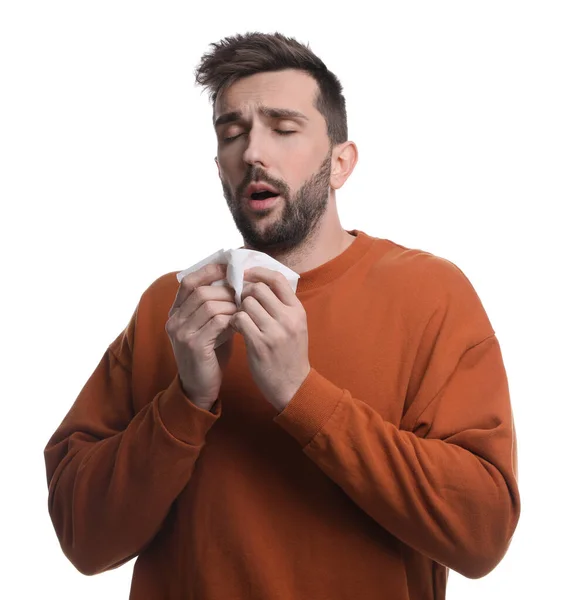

158,374,221,445
273,367,344,447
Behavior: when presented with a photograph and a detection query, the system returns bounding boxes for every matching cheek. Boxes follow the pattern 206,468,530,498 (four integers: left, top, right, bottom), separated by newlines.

216,157,238,187
284,152,319,189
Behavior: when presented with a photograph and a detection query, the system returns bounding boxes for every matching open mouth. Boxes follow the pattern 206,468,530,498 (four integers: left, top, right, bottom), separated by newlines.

250,190,280,200
247,190,281,212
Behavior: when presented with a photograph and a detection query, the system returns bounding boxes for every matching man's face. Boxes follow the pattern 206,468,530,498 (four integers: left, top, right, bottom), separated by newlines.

214,69,333,252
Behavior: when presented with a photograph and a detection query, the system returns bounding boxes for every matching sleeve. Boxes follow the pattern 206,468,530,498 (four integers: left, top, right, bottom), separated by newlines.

43,302,221,576
273,262,521,580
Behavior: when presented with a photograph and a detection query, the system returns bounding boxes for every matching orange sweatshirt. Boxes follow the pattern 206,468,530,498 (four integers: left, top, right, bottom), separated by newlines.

44,230,520,600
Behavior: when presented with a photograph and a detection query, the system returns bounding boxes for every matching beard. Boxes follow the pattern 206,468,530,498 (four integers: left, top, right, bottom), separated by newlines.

221,147,333,253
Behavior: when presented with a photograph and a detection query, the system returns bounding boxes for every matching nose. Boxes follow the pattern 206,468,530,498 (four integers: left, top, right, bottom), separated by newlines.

242,127,270,169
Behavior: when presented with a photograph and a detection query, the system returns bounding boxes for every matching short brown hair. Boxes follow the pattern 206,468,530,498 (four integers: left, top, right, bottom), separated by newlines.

194,32,348,146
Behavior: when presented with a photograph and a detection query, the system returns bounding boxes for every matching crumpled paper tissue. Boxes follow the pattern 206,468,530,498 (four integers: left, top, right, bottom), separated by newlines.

176,248,300,348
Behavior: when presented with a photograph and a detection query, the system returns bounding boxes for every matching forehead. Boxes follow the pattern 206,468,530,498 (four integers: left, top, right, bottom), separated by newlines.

214,69,320,119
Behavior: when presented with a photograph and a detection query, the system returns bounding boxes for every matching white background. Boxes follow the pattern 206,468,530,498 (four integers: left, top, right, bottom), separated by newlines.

1,1,565,598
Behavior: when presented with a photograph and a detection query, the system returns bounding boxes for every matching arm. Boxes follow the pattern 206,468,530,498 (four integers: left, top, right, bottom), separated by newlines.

44,305,221,576
274,266,520,579
275,336,519,578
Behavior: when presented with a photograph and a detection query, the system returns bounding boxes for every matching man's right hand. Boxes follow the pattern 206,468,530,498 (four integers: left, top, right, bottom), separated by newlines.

166,263,237,411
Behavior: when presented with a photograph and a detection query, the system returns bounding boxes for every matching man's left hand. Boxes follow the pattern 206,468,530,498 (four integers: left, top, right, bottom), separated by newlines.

229,267,311,412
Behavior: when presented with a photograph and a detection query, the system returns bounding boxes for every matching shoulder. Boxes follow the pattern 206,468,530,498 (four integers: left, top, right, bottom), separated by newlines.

109,270,181,357
141,270,181,302
137,270,182,322
367,236,495,343
372,238,480,301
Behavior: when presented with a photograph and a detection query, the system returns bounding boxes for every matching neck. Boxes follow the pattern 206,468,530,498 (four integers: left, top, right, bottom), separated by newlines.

241,199,355,274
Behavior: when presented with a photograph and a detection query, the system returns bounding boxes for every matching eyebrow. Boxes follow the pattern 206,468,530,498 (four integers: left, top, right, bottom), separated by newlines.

214,105,309,128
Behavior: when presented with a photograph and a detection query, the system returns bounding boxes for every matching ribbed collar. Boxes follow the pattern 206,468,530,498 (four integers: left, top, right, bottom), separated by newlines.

295,229,376,293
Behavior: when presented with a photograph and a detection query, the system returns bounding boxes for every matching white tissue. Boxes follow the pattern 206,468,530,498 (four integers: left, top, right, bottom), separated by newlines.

176,248,301,348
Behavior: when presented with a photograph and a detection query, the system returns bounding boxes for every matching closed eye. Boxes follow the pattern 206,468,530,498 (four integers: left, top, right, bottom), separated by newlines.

223,130,297,143
223,133,243,142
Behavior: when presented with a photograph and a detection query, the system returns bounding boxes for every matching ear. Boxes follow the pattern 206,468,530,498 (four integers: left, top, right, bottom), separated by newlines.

214,156,221,179
330,141,359,190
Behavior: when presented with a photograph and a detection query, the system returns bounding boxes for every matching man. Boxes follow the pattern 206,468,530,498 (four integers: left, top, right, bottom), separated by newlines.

44,32,520,599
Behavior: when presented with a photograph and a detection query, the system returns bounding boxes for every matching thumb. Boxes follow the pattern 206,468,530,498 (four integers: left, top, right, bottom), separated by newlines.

229,313,240,333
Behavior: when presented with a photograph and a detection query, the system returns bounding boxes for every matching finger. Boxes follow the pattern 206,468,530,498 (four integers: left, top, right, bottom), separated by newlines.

230,310,258,340
170,263,228,316
175,285,235,321
195,313,233,348
212,326,234,351
243,267,298,307
241,281,281,320
185,300,238,332
239,294,272,331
